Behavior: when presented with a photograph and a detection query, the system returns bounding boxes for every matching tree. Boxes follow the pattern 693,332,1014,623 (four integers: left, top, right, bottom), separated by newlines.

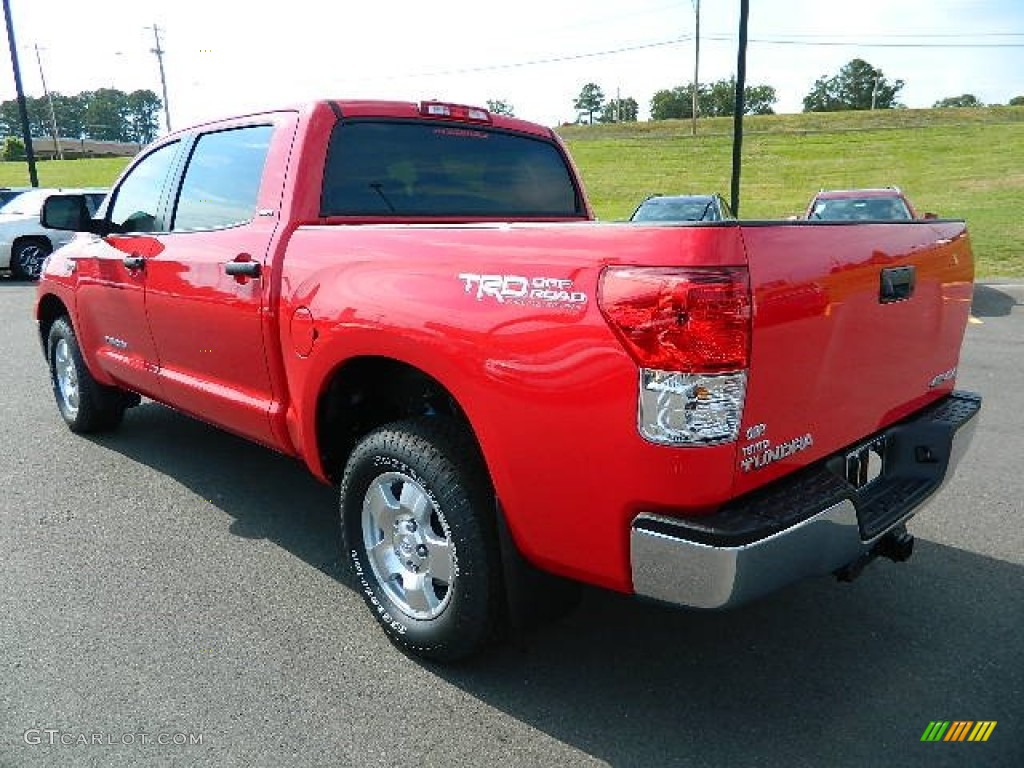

650,86,696,120
703,79,737,117
933,94,981,108
49,93,87,139
573,83,605,124
83,88,129,141
802,58,903,112
649,79,777,120
599,97,638,123
745,84,777,115
124,90,162,143
3,136,25,160
0,88,161,143
486,99,514,117
0,96,48,138
1009,95,1024,107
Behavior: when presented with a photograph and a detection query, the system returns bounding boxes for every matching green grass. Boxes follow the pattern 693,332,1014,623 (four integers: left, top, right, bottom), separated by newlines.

0,157,130,189
560,107,1024,278
2,107,1021,276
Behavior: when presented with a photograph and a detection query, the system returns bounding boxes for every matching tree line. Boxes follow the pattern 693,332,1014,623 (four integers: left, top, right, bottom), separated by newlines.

566,58,1024,125
571,78,776,124
0,88,163,145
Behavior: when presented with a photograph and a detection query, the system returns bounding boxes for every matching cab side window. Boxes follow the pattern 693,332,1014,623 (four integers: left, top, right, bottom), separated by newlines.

172,125,273,231
109,141,179,233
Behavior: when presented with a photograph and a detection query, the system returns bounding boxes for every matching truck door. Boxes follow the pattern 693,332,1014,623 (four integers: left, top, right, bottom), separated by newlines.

141,115,296,445
72,139,182,398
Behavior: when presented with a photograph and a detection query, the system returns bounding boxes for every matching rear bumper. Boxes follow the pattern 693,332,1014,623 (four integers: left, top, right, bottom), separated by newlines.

630,391,981,609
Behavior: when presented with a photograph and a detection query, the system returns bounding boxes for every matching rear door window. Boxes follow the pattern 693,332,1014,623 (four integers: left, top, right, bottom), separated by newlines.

321,121,583,218
172,125,273,231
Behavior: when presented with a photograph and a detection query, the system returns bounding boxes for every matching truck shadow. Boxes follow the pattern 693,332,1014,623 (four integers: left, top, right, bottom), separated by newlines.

89,402,1023,767
436,546,1023,766
89,402,345,580
972,283,1022,318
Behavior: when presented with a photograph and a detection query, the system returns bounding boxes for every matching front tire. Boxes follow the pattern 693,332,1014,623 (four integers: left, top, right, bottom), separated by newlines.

11,238,52,281
340,419,503,662
47,317,128,433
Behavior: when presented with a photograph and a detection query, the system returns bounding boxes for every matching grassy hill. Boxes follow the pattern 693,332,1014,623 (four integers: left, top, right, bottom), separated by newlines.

560,107,1024,277
1,107,1021,276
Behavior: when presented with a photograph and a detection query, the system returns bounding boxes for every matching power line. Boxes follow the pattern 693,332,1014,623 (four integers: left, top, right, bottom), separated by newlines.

360,30,1020,86
704,34,1024,48
370,36,692,81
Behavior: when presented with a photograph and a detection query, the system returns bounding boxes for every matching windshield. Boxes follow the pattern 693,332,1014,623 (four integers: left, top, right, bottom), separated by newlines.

321,120,584,218
810,196,912,221
0,189,47,216
631,197,718,222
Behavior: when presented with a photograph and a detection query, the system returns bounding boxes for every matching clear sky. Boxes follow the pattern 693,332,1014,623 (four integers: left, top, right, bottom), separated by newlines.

3,0,1023,133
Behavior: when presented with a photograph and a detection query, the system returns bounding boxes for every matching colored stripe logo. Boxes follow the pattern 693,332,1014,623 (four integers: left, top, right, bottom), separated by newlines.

921,721,997,742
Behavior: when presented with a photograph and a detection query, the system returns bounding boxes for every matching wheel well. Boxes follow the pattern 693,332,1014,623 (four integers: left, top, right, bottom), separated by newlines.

36,293,69,351
316,357,476,482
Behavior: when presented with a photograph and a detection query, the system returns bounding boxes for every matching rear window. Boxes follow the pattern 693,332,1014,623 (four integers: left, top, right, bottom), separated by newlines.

632,198,718,222
321,121,584,218
810,197,912,221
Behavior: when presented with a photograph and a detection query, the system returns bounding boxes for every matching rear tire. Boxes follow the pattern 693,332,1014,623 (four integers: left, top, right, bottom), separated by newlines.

11,238,52,281
47,316,128,433
340,418,503,662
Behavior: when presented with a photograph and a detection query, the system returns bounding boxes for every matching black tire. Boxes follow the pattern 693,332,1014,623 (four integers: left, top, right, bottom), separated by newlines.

340,418,503,662
11,238,52,281
47,316,128,433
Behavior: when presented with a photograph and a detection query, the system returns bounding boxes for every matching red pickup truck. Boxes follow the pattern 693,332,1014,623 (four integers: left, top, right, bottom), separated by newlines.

36,100,980,661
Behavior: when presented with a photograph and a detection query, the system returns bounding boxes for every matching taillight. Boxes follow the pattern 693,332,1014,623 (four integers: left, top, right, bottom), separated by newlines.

599,267,752,445
598,267,750,372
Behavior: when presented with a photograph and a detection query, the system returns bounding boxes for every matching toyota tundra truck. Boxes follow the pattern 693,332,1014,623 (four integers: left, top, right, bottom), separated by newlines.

35,99,980,661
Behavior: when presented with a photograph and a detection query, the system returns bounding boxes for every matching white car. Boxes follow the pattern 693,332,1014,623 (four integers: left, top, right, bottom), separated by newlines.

0,188,108,280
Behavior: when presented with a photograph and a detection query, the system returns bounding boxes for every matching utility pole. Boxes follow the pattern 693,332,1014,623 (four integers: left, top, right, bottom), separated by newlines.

148,24,172,132
691,0,700,136
2,0,37,185
870,72,880,110
35,44,62,160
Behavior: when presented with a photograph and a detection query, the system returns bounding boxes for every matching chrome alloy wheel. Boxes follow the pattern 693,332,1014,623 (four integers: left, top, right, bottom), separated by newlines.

361,471,455,620
53,338,80,418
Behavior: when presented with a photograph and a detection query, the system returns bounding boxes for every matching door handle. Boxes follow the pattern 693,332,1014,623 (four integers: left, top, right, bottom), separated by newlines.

225,261,261,278
122,255,145,270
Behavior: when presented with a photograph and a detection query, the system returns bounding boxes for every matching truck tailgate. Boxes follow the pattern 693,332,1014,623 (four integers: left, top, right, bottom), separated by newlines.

734,220,973,496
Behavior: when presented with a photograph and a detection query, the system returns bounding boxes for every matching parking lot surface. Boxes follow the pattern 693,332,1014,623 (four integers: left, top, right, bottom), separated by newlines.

1,279,1021,767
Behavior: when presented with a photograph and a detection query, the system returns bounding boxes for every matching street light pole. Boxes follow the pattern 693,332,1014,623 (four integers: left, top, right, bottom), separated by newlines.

35,44,62,160
2,0,38,186
729,0,750,217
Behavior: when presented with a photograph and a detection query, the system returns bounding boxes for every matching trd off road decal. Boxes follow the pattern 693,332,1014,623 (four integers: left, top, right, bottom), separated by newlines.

458,273,588,309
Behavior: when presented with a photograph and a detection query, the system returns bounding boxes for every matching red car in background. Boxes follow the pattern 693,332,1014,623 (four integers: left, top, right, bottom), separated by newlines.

805,187,937,221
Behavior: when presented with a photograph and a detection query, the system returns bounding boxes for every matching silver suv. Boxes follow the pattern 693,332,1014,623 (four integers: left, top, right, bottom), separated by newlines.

0,188,108,280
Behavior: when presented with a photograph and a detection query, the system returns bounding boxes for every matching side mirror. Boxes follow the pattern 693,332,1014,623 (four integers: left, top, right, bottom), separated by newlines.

921,212,938,220
41,195,104,234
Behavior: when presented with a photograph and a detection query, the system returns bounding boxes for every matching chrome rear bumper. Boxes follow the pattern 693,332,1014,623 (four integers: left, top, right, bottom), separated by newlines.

630,391,981,609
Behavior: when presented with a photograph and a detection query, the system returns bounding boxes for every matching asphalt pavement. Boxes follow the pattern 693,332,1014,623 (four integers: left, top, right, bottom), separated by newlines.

1,277,1021,768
